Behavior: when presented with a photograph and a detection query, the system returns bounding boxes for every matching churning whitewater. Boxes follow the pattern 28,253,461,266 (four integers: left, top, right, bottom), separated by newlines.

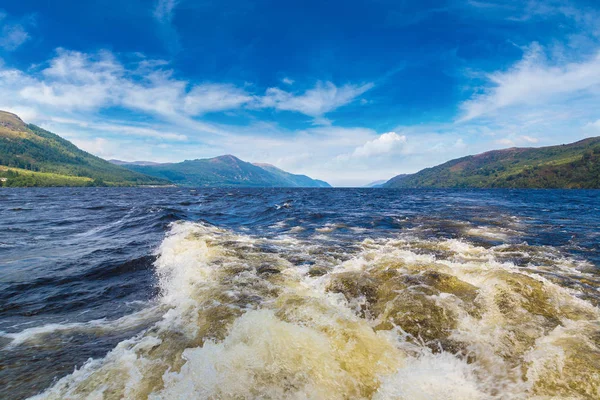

1,188,599,399
28,221,600,399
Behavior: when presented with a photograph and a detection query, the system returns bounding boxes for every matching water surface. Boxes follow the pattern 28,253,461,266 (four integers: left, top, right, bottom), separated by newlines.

1,188,599,399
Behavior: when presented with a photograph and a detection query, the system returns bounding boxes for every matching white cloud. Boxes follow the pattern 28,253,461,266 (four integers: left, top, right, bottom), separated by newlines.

120,73,186,116
585,120,600,130
464,0,599,30
1,49,371,123
183,83,253,115
351,132,407,158
0,23,29,51
17,50,121,110
53,118,188,141
459,43,600,121
0,48,388,185
0,12,31,51
495,138,515,146
153,0,179,23
494,136,539,147
153,0,181,53
260,81,374,118
70,137,115,158
282,77,294,85
521,135,539,143
3,39,595,186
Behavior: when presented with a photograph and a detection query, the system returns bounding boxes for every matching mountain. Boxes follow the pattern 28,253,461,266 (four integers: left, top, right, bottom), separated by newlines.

0,111,169,187
116,155,331,187
252,163,331,188
109,160,163,166
384,137,600,189
364,179,388,188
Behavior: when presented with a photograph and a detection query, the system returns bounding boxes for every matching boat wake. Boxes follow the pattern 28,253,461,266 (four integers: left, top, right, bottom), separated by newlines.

27,221,600,399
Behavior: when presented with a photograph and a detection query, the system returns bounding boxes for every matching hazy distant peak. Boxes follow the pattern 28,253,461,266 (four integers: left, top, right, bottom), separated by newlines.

364,179,388,187
109,159,164,166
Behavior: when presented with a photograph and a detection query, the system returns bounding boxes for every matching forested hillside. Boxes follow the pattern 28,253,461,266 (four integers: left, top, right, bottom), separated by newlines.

0,111,169,187
384,137,600,189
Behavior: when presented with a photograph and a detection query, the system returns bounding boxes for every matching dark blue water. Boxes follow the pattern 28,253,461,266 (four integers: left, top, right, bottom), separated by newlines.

1,188,599,399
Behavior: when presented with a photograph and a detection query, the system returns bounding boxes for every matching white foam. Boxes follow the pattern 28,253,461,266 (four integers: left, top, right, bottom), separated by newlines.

374,352,486,400
30,222,600,399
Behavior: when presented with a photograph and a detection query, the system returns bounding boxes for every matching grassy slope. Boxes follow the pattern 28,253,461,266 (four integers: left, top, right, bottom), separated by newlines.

385,137,600,189
125,155,331,187
0,111,169,187
0,167,92,187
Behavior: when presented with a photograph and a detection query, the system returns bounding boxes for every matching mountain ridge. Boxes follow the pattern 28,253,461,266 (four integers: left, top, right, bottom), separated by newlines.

114,155,331,187
384,137,600,189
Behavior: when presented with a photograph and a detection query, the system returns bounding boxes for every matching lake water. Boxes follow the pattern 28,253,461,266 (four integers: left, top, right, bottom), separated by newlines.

1,188,599,399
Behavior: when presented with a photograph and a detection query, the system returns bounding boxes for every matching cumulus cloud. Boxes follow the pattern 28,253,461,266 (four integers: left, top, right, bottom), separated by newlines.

459,43,600,121
331,131,409,164
352,132,407,158
282,77,294,85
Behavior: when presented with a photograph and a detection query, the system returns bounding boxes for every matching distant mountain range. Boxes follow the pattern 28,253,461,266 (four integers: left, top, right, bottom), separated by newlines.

110,156,330,188
363,180,388,188
0,110,330,188
3,109,600,189
384,137,600,189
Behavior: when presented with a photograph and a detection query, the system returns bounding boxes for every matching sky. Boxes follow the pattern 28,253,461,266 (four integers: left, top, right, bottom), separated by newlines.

1,0,600,186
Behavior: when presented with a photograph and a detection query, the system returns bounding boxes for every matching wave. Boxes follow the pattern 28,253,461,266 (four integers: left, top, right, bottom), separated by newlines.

2,306,162,348
30,221,600,399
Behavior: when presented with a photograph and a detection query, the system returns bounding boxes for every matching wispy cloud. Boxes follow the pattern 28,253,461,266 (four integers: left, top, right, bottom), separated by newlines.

0,11,31,51
52,117,188,141
183,84,253,115
259,81,374,121
464,0,600,39
459,43,600,122
153,0,179,23
495,135,539,147
153,0,181,52
1,49,372,122
0,48,386,184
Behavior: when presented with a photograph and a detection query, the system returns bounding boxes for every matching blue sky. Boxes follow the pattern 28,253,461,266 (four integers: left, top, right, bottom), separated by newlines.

1,0,600,186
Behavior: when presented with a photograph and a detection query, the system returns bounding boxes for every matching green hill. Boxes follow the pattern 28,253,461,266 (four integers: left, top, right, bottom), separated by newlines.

117,155,330,187
0,111,169,187
384,137,600,189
